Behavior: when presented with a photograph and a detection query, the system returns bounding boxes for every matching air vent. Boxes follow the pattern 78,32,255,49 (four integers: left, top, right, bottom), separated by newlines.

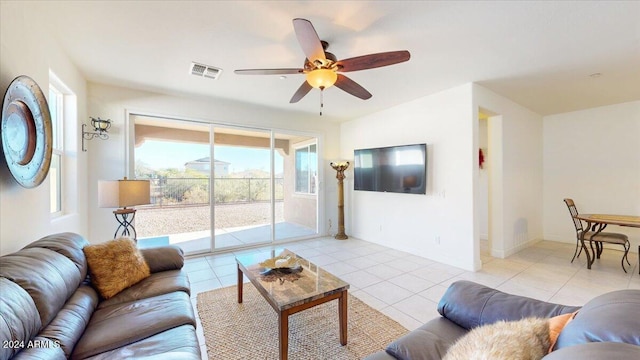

190,62,222,80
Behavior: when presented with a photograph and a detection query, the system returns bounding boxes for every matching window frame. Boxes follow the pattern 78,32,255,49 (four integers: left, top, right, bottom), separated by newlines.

49,85,64,215
294,142,317,195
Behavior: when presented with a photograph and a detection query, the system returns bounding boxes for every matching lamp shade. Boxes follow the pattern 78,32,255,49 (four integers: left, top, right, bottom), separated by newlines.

306,69,337,89
98,179,151,208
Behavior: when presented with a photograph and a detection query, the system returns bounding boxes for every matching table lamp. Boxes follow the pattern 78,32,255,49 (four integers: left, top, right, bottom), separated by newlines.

98,177,151,241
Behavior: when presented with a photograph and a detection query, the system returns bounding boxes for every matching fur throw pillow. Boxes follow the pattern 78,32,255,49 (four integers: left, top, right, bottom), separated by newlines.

443,317,551,360
83,237,150,299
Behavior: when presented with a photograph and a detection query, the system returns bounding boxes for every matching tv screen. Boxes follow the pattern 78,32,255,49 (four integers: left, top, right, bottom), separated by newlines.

353,143,427,194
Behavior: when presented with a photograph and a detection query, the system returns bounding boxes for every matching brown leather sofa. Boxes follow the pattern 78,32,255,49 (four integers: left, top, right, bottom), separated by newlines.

365,280,640,360
0,232,201,359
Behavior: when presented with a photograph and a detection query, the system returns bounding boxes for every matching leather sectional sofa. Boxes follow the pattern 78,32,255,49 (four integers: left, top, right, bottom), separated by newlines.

366,280,640,360
0,232,201,359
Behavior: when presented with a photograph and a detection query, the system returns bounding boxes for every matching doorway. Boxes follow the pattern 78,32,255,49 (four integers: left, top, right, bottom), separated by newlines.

476,107,504,261
479,114,490,256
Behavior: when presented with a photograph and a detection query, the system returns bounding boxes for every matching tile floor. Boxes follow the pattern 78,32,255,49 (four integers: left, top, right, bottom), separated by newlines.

185,237,639,358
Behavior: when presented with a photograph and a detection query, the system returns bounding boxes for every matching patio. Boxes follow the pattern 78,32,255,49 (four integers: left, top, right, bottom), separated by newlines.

136,202,316,253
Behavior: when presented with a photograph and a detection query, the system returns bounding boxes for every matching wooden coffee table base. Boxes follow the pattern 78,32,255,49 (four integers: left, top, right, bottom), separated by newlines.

237,266,348,360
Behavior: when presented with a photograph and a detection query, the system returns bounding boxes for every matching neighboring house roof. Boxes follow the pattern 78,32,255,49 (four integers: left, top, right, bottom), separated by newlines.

184,157,230,166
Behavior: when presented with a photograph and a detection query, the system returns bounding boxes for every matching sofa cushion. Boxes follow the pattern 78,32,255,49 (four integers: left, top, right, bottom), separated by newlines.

0,278,42,360
97,269,190,309
386,317,467,360
83,238,151,299
82,325,201,360
365,352,398,360
544,341,640,360
553,289,640,350
437,281,580,330
442,317,550,360
24,232,90,279
71,291,196,359
0,248,83,327
37,284,99,357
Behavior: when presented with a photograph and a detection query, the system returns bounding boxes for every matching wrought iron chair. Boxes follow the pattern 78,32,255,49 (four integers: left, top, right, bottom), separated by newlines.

563,198,631,272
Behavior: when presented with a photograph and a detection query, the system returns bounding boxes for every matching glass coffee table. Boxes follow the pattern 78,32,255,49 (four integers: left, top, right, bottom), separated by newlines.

236,249,350,360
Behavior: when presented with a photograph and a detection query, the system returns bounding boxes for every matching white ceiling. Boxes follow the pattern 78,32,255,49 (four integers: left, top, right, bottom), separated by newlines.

35,1,640,121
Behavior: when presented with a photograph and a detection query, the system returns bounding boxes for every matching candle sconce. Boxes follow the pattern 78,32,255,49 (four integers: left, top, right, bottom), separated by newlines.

82,117,111,152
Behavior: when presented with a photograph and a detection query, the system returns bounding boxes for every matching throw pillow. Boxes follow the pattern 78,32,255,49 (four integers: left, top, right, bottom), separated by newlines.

83,237,151,299
443,317,551,360
548,311,578,352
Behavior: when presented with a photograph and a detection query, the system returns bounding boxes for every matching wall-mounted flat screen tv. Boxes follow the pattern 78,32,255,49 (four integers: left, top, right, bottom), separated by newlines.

353,143,427,194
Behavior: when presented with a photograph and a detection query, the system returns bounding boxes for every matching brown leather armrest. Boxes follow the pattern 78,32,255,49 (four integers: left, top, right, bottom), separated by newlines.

139,246,184,272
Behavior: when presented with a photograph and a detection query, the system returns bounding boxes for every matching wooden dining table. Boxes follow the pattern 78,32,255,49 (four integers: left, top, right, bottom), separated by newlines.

574,214,640,270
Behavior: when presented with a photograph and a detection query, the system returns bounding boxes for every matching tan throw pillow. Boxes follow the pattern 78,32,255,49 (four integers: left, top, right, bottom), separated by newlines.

83,237,150,299
444,317,551,360
548,311,578,352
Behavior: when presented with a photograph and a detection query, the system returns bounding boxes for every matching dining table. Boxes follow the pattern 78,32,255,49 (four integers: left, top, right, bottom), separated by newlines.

574,214,640,271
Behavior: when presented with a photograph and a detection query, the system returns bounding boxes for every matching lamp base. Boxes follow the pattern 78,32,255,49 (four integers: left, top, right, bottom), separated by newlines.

113,208,138,241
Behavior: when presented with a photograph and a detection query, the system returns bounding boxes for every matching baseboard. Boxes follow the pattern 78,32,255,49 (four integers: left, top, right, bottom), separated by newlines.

490,238,541,258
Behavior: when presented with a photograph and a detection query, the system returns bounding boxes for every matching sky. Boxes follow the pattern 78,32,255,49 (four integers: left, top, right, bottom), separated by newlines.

136,140,283,173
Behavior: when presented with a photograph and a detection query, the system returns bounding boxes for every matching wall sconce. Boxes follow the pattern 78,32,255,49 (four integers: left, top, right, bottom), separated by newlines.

82,117,111,152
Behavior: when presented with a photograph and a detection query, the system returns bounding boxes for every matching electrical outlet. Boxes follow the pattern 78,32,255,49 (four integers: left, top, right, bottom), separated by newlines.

435,235,441,244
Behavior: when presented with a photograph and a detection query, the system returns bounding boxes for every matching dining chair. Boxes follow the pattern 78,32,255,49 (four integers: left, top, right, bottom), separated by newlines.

563,198,631,272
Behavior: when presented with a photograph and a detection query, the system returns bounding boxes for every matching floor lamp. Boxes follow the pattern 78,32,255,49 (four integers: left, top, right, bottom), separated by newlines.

98,177,151,241
330,161,349,240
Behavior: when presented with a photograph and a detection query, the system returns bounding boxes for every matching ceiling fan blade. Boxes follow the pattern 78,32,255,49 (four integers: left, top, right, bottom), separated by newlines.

290,81,313,103
293,18,326,64
336,50,411,72
234,68,304,75
334,74,372,100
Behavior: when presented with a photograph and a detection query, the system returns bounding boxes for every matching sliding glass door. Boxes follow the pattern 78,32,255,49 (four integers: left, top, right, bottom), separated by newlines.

133,116,212,254
132,115,319,255
212,126,273,250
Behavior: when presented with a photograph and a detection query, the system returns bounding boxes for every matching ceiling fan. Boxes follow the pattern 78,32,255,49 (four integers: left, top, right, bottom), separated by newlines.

235,18,411,112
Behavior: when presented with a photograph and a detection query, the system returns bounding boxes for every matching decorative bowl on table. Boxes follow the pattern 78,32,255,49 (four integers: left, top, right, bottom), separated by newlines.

259,255,303,275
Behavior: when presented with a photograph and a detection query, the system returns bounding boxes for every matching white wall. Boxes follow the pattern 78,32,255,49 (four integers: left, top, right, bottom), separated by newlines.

87,83,341,244
0,1,88,255
341,84,479,271
543,101,640,248
473,84,544,258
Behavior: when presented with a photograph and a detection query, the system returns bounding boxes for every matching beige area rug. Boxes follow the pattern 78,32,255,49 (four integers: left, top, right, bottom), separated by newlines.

196,284,409,360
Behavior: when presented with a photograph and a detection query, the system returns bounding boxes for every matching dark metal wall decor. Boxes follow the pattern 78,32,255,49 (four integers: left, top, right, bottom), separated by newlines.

1,75,53,188
82,117,111,152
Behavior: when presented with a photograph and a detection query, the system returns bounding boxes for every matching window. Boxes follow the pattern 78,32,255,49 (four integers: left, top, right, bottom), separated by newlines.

294,143,317,194
49,85,63,214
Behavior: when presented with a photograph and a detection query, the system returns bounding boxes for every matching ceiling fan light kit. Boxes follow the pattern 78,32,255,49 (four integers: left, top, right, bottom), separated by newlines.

234,18,410,114
306,69,337,89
